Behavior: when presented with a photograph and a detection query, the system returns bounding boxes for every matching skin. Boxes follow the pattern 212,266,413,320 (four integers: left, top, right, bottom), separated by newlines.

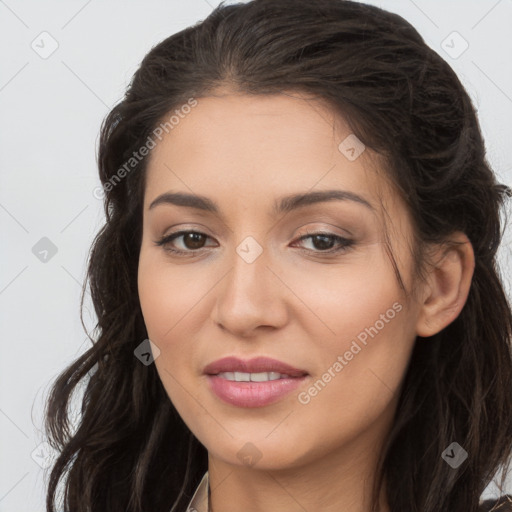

137,89,475,512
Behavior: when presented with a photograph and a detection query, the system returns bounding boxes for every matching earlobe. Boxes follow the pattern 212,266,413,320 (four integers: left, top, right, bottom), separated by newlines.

415,233,475,338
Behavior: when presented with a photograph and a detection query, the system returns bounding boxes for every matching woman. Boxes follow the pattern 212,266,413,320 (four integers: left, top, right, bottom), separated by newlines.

44,0,512,511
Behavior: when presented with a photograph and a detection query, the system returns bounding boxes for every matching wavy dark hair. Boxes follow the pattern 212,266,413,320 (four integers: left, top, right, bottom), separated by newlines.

44,0,512,511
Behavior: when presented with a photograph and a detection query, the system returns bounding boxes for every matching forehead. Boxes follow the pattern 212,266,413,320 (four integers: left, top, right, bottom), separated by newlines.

143,91,396,218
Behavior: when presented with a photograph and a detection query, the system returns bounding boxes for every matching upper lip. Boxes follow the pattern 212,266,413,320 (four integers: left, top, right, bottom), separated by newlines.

203,356,308,377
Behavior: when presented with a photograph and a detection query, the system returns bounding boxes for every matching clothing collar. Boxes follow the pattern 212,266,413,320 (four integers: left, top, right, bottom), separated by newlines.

186,471,209,512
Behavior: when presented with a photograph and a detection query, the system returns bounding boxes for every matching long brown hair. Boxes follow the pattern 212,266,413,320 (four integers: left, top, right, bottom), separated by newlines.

44,1,512,510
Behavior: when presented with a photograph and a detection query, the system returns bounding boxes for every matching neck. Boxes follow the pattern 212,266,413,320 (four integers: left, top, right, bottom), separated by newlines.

207,420,391,512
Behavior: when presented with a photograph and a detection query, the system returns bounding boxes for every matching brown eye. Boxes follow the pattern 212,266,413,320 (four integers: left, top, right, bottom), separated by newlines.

309,234,336,251
154,230,215,255
180,232,207,250
294,231,354,255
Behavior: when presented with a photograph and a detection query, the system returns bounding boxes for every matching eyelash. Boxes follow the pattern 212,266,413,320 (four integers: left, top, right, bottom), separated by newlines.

153,229,355,257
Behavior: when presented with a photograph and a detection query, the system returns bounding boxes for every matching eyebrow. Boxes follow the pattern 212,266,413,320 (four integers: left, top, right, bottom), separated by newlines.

148,189,374,214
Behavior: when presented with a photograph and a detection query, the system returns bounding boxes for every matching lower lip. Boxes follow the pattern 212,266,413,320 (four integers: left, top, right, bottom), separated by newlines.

206,375,307,407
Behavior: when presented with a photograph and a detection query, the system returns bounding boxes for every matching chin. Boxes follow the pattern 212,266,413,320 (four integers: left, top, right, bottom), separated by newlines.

201,427,318,471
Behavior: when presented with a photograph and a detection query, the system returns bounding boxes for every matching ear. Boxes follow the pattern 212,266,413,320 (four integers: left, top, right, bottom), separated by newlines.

415,232,475,337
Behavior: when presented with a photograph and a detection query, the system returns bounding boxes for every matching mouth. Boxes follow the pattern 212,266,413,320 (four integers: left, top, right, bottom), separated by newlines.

215,371,296,382
203,356,309,408
203,356,308,376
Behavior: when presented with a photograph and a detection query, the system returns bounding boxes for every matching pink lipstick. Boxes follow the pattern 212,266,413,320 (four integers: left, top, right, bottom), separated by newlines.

203,356,308,408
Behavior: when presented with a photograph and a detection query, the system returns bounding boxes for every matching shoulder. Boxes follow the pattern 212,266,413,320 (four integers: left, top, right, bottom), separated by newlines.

479,496,512,511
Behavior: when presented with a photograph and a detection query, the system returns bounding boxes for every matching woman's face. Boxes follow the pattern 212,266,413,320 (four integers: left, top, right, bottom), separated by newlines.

137,90,422,471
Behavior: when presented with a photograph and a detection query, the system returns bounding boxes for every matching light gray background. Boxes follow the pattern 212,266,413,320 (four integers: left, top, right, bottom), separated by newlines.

1,0,511,510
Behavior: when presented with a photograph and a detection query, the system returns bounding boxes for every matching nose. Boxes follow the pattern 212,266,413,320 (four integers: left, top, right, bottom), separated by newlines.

210,243,289,338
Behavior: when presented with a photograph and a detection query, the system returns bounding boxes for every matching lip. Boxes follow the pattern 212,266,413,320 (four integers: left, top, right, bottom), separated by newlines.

203,356,308,377
204,356,309,408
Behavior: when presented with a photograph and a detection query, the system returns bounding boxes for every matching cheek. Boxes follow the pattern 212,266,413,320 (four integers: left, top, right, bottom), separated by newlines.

289,256,412,414
137,251,219,411
137,254,208,420
288,248,404,354
288,302,412,467
137,253,210,342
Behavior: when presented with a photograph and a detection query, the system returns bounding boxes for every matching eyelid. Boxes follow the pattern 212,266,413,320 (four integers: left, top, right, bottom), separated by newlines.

153,229,217,251
154,226,355,257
